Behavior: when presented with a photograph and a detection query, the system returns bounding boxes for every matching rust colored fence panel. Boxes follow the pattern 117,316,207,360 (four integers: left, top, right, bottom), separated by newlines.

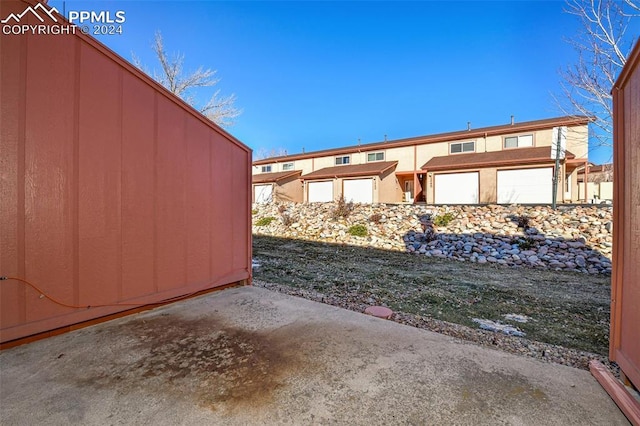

611,39,640,390
0,0,252,344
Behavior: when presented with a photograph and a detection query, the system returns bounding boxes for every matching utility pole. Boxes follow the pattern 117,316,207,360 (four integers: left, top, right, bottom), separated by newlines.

552,126,563,210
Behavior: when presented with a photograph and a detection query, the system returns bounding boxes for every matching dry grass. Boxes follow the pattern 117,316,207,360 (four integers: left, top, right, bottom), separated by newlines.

253,235,611,355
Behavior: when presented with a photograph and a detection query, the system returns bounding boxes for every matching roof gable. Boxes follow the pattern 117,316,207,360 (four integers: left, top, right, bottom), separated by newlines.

302,161,398,180
252,170,302,184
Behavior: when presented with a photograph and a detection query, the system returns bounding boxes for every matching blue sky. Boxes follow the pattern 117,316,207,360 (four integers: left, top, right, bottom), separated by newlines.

50,1,640,164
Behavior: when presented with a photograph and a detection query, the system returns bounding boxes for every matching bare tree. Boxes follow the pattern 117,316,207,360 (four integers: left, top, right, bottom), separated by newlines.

557,0,639,148
589,163,614,183
134,31,241,128
254,147,289,160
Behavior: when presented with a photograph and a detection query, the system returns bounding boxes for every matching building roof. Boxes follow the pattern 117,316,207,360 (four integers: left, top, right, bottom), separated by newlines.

253,115,592,166
252,170,302,184
577,163,613,175
302,161,398,180
421,146,576,172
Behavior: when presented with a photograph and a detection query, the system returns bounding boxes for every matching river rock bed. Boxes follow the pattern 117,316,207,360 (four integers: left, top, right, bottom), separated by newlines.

253,202,612,275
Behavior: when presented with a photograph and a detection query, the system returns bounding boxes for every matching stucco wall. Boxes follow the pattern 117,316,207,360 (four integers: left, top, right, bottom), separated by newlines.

276,176,304,203
378,169,402,202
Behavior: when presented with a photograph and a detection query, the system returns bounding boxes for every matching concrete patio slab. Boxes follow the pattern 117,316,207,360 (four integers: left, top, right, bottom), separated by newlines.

0,286,629,425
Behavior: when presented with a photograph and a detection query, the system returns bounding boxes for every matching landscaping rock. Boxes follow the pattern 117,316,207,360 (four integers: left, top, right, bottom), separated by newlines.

252,202,612,275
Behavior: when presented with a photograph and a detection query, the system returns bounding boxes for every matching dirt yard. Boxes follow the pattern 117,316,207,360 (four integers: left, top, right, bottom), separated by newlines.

252,235,611,362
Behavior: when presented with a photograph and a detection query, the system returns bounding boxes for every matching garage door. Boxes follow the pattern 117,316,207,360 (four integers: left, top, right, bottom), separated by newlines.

343,179,373,204
434,172,478,204
254,184,273,203
308,181,333,203
497,168,552,204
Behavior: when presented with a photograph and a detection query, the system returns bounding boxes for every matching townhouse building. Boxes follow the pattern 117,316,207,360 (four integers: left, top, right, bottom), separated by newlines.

252,115,590,205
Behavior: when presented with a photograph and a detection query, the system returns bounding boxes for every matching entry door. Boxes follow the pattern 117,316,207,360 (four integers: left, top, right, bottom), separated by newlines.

404,180,414,203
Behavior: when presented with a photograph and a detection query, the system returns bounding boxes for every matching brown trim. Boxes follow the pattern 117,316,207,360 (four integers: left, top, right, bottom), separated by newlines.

252,170,302,184
589,361,640,425
253,116,592,165
611,83,625,361
395,170,422,176
0,280,248,350
614,38,640,89
302,161,398,180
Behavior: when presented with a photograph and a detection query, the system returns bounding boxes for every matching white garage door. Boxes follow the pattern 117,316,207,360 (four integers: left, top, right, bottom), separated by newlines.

434,172,479,204
497,168,552,204
254,184,273,203
343,179,373,204
308,181,334,203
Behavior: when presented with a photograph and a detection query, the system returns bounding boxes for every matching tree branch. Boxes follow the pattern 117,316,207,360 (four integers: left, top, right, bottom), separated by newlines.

134,31,241,128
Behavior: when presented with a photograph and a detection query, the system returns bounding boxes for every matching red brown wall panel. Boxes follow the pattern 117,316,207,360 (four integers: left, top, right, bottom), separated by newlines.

0,0,252,343
611,39,640,392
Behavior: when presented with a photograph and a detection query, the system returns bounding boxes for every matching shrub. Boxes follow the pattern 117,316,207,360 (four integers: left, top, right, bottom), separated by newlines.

251,209,258,215
369,213,382,224
348,224,368,237
331,196,354,220
517,237,535,250
255,216,276,226
516,215,531,229
433,212,455,227
281,214,295,227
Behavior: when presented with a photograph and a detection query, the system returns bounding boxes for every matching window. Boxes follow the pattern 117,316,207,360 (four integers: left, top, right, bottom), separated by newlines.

282,162,294,171
450,141,475,154
367,152,385,162
261,165,272,173
335,156,350,165
504,134,533,148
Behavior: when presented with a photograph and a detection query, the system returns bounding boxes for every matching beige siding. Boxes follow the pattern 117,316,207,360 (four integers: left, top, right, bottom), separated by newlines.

534,128,554,147
351,152,366,165
252,121,590,205
293,158,314,175
484,135,504,152
566,125,589,158
313,156,338,170
416,143,449,169
383,147,415,171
